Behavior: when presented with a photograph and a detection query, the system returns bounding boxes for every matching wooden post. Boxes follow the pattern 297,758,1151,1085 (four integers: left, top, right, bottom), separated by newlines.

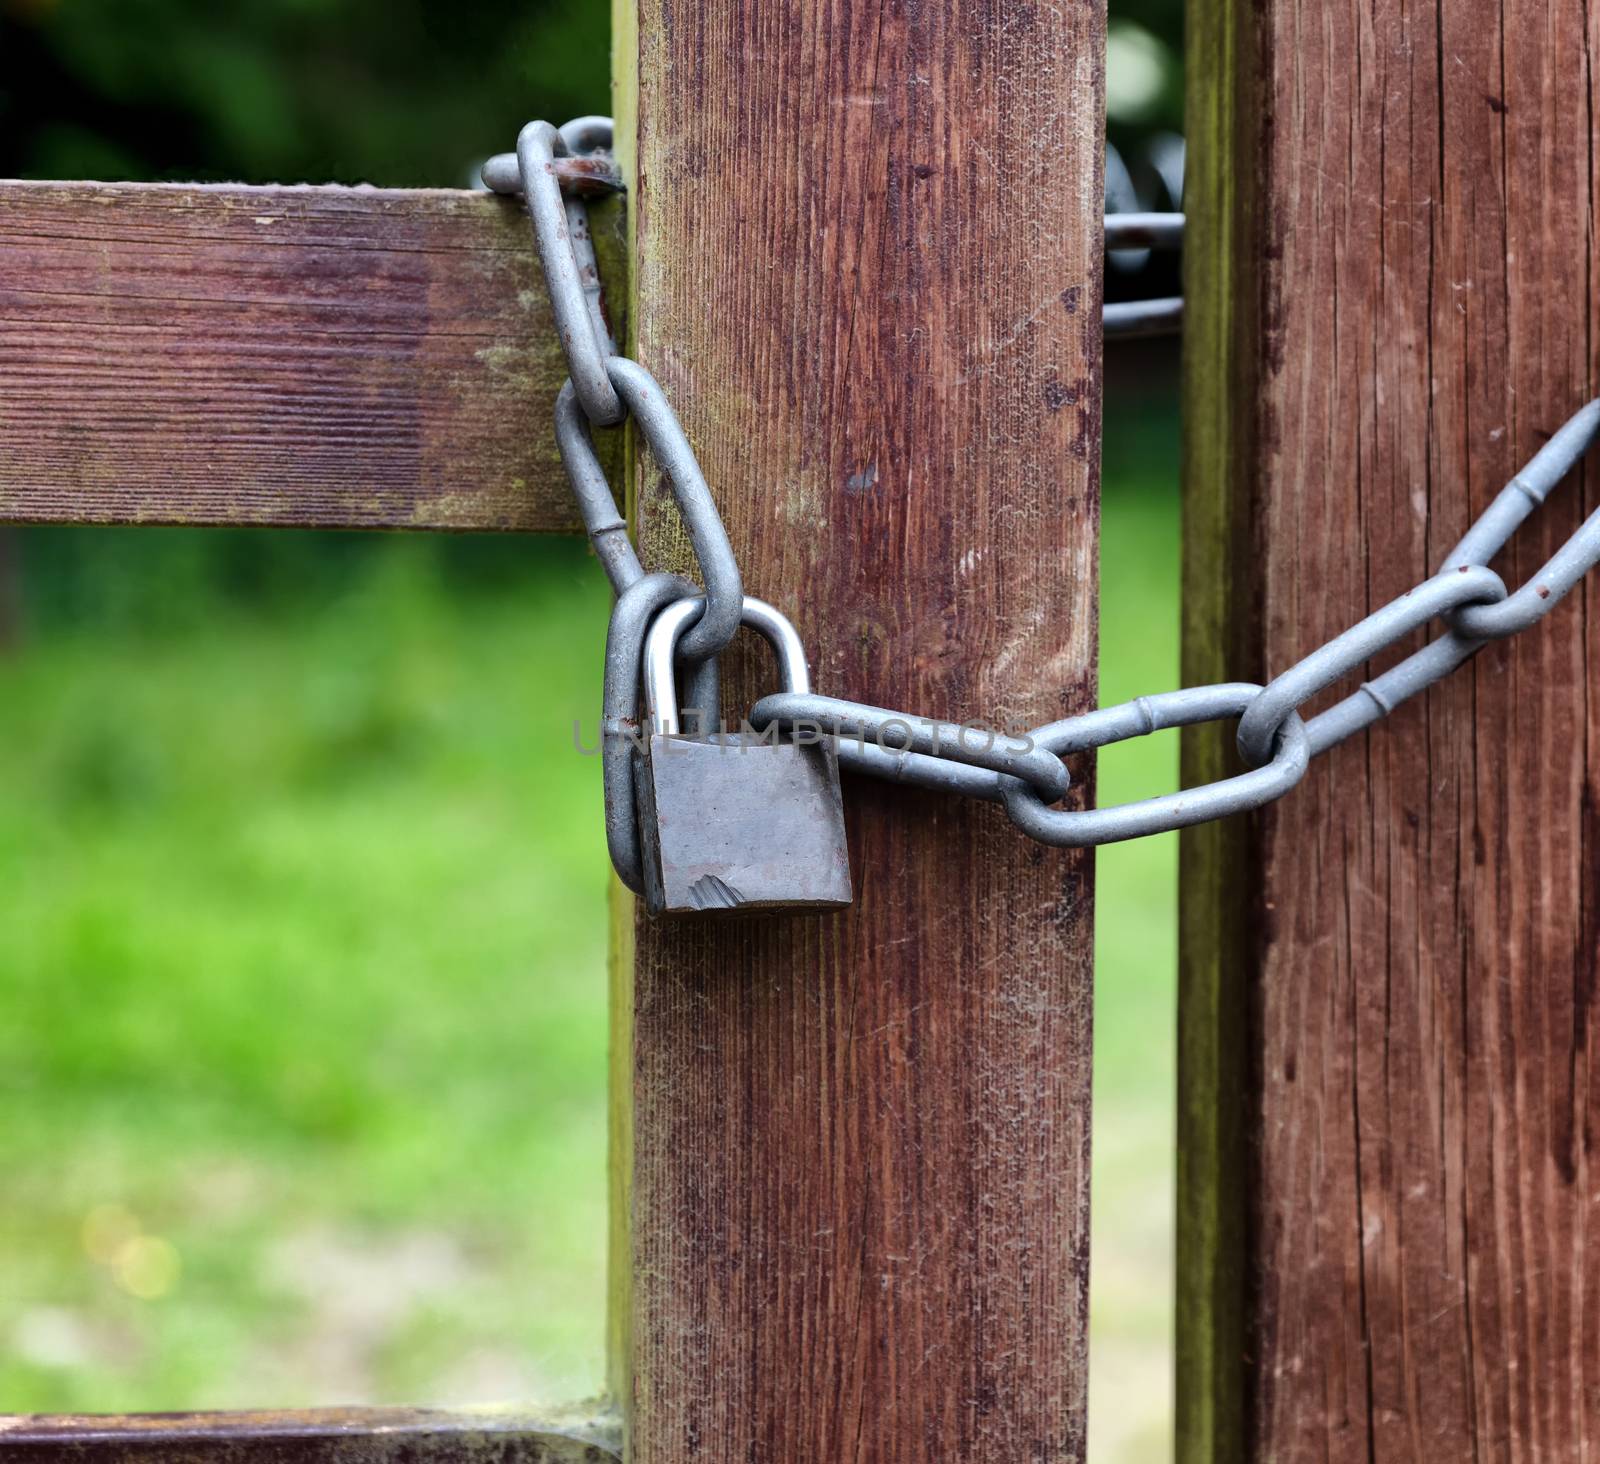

611,2,1104,1460
1180,0,1599,1457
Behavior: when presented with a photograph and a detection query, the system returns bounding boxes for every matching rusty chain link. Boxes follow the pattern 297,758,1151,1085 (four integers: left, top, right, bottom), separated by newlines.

495,116,1600,879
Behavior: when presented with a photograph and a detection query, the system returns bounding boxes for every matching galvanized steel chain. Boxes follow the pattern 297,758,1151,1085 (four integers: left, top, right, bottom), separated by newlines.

791,396,1600,849
494,115,1600,897
485,118,750,895
485,118,744,660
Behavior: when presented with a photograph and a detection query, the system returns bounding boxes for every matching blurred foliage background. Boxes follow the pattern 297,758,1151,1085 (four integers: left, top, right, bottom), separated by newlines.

0,2,1184,1460
0,0,606,185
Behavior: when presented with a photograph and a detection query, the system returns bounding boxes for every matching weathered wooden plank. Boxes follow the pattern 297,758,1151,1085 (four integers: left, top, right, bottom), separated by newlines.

0,181,623,532
1180,0,1600,1458
614,3,1102,1462
0,1406,621,1462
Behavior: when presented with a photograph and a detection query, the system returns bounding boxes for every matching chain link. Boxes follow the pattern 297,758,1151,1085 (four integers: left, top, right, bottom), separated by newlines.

508,121,623,424
505,116,1600,878
1001,690,1311,846
599,572,720,894
750,691,1073,802
485,117,745,660
487,116,749,892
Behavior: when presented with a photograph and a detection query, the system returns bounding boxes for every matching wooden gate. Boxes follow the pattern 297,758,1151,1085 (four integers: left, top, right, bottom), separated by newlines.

1,0,1594,1459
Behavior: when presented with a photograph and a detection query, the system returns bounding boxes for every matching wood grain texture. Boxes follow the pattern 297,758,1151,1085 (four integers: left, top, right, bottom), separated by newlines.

614,1,1103,1460
0,181,624,532
0,1407,621,1463
1180,0,1600,1458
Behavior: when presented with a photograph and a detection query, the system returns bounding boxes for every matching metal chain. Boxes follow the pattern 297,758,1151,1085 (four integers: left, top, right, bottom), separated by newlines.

497,116,1600,880
484,120,745,663
485,119,745,893
1104,131,1185,338
1101,206,1184,337
763,398,1600,847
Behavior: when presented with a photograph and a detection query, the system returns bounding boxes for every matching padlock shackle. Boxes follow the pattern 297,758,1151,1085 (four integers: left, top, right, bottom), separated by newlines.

644,596,811,735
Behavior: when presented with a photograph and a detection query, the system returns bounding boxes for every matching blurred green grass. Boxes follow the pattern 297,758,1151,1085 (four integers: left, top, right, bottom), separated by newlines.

1090,390,1181,1464
0,537,618,1409
0,398,1180,1459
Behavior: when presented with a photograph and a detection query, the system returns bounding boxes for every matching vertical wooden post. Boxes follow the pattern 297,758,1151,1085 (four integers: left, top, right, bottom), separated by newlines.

1180,0,1599,1458
609,2,1104,1459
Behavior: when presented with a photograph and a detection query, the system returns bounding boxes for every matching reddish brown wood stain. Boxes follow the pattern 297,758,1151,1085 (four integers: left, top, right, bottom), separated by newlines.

0,182,615,532
1182,0,1600,1457
620,3,1103,1461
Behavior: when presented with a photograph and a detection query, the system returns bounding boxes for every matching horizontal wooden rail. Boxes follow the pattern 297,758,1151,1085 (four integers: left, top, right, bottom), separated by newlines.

0,181,621,533
0,1406,621,1462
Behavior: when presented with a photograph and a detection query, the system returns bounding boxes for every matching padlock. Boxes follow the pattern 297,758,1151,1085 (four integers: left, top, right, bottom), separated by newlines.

634,595,853,916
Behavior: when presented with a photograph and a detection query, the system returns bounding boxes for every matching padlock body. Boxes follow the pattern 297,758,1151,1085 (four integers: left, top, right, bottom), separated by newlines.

635,732,852,916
